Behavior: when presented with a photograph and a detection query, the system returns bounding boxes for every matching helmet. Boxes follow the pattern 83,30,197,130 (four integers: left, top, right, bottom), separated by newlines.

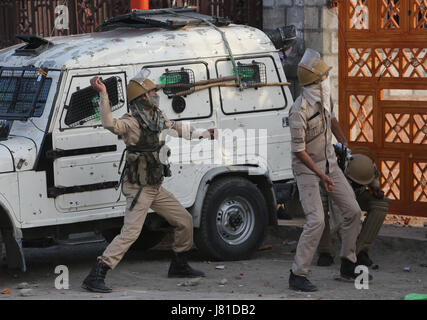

127,68,158,102
297,48,332,86
345,153,376,186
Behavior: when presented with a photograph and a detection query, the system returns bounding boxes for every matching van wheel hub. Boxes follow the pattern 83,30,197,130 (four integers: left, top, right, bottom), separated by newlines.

216,197,255,245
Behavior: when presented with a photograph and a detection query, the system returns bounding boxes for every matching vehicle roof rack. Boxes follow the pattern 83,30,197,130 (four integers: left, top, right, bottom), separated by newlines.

13,35,53,56
97,7,230,31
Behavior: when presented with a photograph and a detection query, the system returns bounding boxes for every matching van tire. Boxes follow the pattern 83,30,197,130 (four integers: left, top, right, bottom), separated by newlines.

194,176,268,261
102,228,166,251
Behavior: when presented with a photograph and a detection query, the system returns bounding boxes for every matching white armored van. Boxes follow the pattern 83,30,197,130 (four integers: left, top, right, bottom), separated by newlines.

0,8,297,271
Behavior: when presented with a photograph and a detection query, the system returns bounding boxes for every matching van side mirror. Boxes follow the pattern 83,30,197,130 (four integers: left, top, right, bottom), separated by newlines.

0,120,13,140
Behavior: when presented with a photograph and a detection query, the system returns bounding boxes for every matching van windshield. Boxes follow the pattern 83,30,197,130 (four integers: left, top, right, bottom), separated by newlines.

0,67,52,120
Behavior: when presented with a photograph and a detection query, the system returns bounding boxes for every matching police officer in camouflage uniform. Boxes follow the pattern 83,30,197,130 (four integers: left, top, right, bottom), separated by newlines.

82,70,214,293
317,153,392,267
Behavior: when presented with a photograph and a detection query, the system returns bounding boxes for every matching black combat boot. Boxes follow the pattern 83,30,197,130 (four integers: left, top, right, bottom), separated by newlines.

81,260,112,293
356,250,373,267
168,252,205,278
340,258,373,281
317,253,334,266
289,270,318,292
277,206,292,220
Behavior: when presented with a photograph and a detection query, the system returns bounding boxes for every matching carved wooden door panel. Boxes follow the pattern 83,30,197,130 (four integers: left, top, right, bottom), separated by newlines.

339,0,427,216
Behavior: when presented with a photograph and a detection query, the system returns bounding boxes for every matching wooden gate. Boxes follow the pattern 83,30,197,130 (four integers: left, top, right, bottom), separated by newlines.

338,0,427,217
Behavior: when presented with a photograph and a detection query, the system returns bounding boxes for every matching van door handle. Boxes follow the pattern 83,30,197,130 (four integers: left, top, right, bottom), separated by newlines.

282,116,289,127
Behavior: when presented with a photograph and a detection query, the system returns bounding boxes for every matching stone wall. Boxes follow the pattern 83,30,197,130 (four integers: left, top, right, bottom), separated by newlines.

263,0,340,116
321,5,339,107
263,0,305,99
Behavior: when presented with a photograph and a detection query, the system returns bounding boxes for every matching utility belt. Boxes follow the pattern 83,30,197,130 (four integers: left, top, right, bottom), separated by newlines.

124,146,171,186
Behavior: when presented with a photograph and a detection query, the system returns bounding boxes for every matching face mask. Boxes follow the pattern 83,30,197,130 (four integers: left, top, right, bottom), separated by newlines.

133,94,159,110
147,94,160,109
320,77,331,113
302,77,331,114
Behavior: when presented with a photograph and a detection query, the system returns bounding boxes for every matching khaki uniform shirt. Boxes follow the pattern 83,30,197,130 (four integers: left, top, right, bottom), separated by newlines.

99,91,174,147
108,111,173,147
288,95,338,176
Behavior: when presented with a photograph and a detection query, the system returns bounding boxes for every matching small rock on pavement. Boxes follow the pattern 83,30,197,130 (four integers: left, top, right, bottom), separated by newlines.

1,288,10,295
178,277,202,287
258,244,273,251
16,282,30,289
19,289,33,297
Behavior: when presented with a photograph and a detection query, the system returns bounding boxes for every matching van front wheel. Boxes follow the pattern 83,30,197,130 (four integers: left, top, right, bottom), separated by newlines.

194,177,268,261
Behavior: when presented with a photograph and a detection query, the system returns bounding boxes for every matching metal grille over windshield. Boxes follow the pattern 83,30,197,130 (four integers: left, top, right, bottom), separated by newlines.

0,67,51,120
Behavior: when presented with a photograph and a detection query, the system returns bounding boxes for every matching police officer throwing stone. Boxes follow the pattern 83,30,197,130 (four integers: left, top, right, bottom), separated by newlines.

288,49,364,292
82,69,214,293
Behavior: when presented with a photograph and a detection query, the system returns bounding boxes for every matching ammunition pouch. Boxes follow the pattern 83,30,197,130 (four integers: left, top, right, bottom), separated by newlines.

126,148,171,186
163,163,172,178
145,152,163,185
126,152,139,184
159,144,172,178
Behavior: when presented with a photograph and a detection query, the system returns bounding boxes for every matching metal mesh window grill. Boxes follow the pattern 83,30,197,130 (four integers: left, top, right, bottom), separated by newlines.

160,68,195,96
0,68,51,120
236,61,267,84
64,76,125,128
